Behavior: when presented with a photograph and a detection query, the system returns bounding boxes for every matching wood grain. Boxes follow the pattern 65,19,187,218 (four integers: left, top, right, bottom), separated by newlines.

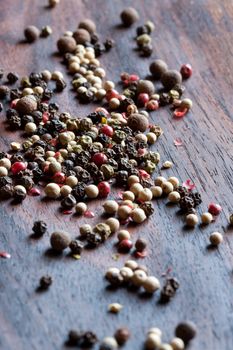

0,0,233,349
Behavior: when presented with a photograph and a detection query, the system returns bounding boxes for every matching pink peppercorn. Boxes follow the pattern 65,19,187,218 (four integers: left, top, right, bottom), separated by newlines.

105,89,120,102
129,74,139,82
180,64,193,79
53,172,66,184
100,125,114,137
11,162,27,175
92,153,108,167
146,99,159,111
118,239,133,253
98,181,111,198
208,203,222,216
137,93,149,107
42,112,49,124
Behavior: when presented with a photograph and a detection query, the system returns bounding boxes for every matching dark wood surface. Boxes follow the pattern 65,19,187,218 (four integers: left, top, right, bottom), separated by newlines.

0,0,233,349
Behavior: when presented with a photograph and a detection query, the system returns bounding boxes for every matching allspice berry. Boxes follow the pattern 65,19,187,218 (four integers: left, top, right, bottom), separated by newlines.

57,36,76,54
127,113,149,132
137,79,155,96
24,25,40,42
78,19,96,34
175,321,197,345
16,95,37,115
161,70,182,90
120,7,139,27
149,59,168,79
73,29,91,44
50,231,71,252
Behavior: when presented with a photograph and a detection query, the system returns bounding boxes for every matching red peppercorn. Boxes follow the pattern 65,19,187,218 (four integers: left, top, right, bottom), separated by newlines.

173,107,188,118
138,169,150,179
42,112,49,124
137,93,149,107
92,153,108,166
118,239,133,253
105,89,120,102
10,99,19,109
53,172,66,184
208,203,222,216
129,74,139,82
146,100,159,111
11,162,27,175
98,181,111,198
180,64,192,79
100,125,114,137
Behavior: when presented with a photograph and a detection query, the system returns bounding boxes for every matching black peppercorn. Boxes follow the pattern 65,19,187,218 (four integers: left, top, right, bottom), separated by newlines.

0,85,10,99
190,192,202,207
0,184,14,199
160,277,180,302
81,331,98,347
32,220,47,237
139,201,154,216
71,183,86,200
39,275,52,289
179,195,194,212
61,194,76,209
56,79,67,92
0,69,3,80
67,330,83,346
140,43,153,57
86,232,102,246
7,72,19,84
175,321,197,345
0,103,3,112
136,25,149,36
13,187,27,202
104,38,115,51
69,240,84,254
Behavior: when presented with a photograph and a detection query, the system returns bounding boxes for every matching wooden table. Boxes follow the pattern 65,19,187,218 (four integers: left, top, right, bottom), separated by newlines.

0,1,233,349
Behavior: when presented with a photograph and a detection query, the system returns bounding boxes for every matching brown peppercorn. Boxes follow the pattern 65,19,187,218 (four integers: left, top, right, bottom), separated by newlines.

175,321,197,345
50,231,71,252
73,29,91,44
149,59,168,79
16,96,37,115
137,79,155,96
79,19,96,34
114,327,130,345
57,36,76,54
135,238,147,252
161,70,182,90
120,7,139,27
24,25,40,42
127,113,149,132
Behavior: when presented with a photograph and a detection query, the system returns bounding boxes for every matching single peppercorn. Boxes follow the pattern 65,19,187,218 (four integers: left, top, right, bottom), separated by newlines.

120,7,139,27
16,95,37,115
73,28,91,44
57,36,76,54
78,19,96,34
32,220,47,237
67,330,82,346
175,321,197,345
114,328,130,346
149,59,168,79
50,231,71,252
137,80,155,96
7,72,19,84
24,25,40,42
69,240,84,254
127,113,149,132
135,238,147,252
161,70,182,90
0,85,10,99
39,275,52,289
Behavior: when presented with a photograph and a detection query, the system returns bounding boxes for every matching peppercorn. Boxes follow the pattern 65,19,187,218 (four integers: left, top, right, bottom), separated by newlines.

137,34,151,47
93,223,111,242
137,80,155,96
44,183,61,199
32,220,47,237
73,29,91,44
50,231,71,252
67,330,82,346
149,59,168,79
69,240,84,254
104,38,115,51
179,196,194,212
143,276,160,293
162,181,174,194
160,277,180,302
41,25,52,37
61,194,76,209
131,269,147,287
16,95,37,115
57,36,76,54
0,85,10,99
81,331,98,347
105,267,124,286
208,202,222,215
175,321,197,345
209,232,223,246
75,202,87,215
114,328,130,346
39,275,52,289
80,224,92,237
170,337,185,350
79,19,96,34
100,337,118,350
161,70,182,90
160,344,173,350
141,43,153,57
24,25,40,42
135,238,147,252
145,333,161,350
180,63,192,79
186,213,198,227
168,191,181,203
120,7,139,27
7,72,19,84
0,69,3,80
49,0,59,6
103,200,119,215
229,214,233,225
13,185,27,201
201,212,213,224
127,113,149,132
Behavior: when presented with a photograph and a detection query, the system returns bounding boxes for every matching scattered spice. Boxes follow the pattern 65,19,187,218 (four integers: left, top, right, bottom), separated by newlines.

120,7,139,27
114,327,130,345
39,275,52,289
209,231,223,246
175,321,197,345
0,251,11,259
108,303,123,313
24,25,40,42
50,231,71,252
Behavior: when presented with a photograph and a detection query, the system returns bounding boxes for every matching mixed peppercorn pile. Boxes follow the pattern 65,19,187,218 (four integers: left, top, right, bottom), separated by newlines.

0,3,232,350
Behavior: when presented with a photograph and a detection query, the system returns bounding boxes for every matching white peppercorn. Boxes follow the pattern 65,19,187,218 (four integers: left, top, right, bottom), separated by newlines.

143,276,160,293
117,230,131,242
168,191,181,203
44,183,61,199
122,191,135,201
0,166,8,176
138,188,153,201
128,175,140,187
124,260,138,270
0,158,11,170
75,202,87,215
60,185,72,197
209,232,223,246
103,200,119,215
120,266,134,281
100,337,118,350
65,175,78,187
105,267,120,280
131,208,147,223
154,176,166,186
145,333,161,350
186,213,199,227
130,183,143,196
170,337,185,350
80,224,92,237
168,176,179,188
131,269,147,286
118,205,132,220
162,181,174,194
85,184,99,198
147,328,162,337
147,132,157,144
151,186,163,198
105,218,120,233
160,344,173,350
201,212,213,224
